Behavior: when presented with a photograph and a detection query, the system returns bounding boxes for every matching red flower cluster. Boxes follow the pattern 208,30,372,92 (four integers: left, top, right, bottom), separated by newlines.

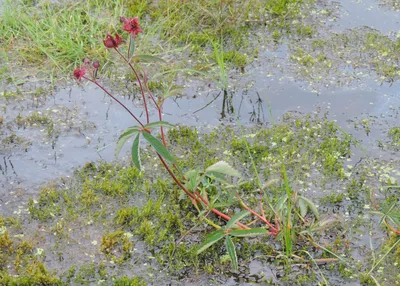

73,67,86,81
103,34,123,49
120,16,142,38
74,16,142,81
73,59,100,81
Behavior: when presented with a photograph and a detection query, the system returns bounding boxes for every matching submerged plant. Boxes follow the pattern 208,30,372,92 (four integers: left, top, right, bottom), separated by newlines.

74,15,333,274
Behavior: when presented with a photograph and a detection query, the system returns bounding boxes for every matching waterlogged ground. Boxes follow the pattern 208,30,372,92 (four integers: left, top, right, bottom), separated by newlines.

1,0,400,285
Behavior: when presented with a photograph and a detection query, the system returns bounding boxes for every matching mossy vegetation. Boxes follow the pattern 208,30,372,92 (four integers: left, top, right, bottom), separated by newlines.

388,127,400,147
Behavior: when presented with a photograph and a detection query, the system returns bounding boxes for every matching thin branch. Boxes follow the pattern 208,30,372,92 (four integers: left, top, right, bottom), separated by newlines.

114,48,150,124
82,76,144,128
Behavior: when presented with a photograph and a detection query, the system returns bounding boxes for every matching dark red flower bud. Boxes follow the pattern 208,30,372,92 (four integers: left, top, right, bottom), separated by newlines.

121,16,143,38
103,34,123,49
83,58,91,65
73,67,86,81
92,60,100,69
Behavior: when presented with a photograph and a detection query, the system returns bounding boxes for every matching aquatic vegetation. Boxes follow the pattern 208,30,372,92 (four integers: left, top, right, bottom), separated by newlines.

289,27,400,84
388,127,400,147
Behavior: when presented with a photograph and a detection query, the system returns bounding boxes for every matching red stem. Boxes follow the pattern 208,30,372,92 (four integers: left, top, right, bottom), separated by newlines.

237,194,278,234
82,76,144,128
142,72,186,180
157,153,249,230
143,74,167,147
114,47,150,124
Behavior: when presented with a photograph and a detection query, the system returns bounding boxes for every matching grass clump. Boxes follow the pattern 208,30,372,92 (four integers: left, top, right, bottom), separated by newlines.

0,0,315,82
113,276,147,286
0,227,60,285
388,127,400,147
0,0,114,72
28,185,62,221
101,230,134,263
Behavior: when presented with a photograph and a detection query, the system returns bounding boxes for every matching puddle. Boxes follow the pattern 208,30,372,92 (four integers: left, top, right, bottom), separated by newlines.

335,0,400,33
1,70,399,196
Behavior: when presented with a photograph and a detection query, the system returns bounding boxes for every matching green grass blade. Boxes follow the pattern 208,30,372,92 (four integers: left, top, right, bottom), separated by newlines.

311,241,345,262
297,250,329,285
197,229,225,254
142,131,176,163
226,211,250,229
368,237,400,275
229,228,267,237
131,134,141,170
225,236,238,273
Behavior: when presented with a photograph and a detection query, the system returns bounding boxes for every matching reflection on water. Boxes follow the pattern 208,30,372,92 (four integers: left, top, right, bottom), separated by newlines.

220,90,234,119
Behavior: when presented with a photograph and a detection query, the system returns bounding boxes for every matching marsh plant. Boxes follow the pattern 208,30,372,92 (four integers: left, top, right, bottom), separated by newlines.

74,15,341,274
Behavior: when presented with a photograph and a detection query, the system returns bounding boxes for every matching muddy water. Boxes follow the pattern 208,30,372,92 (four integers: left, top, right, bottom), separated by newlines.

2,74,399,193
335,0,400,33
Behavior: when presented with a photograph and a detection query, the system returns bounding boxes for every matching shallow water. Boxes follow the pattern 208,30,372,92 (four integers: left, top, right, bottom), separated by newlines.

2,65,399,194
335,0,400,33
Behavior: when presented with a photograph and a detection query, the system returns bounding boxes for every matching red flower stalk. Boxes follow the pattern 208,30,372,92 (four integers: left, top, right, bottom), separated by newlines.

73,67,86,81
103,34,123,49
120,16,142,38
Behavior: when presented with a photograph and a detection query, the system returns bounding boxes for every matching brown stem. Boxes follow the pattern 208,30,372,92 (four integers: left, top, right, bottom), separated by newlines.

82,76,144,128
114,48,150,124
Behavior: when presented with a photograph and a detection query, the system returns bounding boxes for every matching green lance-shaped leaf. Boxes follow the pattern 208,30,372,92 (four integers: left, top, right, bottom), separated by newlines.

131,55,166,64
142,131,176,163
184,169,201,192
115,127,141,158
299,196,320,219
128,36,135,59
131,134,141,170
225,236,238,273
144,121,175,130
206,171,230,185
197,229,225,254
226,211,250,229
229,228,267,237
205,161,241,178
298,197,307,218
275,193,288,213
